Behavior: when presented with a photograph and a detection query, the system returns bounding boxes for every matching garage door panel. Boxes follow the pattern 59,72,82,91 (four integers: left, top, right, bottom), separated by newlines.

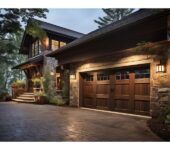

96,98,109,109
115,99,129,111
114,84,130,95
135,100,150,114
135,83,150,96
83,98,94,108
83,84,94,98
96,84,109,94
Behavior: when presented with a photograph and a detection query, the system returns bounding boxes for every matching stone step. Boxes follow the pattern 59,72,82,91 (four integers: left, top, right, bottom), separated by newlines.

17,96,35,100
23,93,34,95
13,98,36,103
19,94,34,97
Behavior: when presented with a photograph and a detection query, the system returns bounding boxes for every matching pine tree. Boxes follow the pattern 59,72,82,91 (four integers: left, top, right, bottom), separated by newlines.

94,9,134,28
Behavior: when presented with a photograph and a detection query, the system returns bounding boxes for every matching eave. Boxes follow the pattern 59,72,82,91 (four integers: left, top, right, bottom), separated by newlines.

46,9,170,58
12,55,44,69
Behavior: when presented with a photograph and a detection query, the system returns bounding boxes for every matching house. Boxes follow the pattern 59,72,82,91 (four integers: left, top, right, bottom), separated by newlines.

14,9,170,117
13,19,84,92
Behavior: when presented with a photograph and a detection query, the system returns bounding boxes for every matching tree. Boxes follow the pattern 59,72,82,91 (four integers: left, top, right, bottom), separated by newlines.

0,9,48,60
0,31,26,91
94,9,134,28
0,9,49,92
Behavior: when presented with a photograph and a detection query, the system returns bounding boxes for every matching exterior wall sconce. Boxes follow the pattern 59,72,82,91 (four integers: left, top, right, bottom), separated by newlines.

70,74,76,80
156,60,166,73
50,71,55,76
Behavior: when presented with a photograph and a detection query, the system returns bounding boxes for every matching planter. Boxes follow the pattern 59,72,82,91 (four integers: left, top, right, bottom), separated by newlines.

35,96,48,104
12,87,25,98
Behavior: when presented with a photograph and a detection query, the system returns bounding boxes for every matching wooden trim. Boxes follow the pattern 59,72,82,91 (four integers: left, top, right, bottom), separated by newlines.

78,59,153,73
93,72,97,108
96,94,109,99
135,95,150,101
129,73,135,113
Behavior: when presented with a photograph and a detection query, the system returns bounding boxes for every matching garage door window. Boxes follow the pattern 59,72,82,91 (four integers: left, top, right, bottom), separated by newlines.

135,69,150,79
85,75,93,81
97,74,109,81
115,71,129,80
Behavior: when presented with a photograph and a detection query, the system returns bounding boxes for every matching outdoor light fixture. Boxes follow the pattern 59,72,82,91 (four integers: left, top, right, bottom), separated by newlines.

70,74,76,80
156,60,166,73
50,71,55,76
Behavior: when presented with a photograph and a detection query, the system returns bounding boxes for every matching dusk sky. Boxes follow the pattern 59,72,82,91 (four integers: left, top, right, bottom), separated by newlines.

38,9,105,34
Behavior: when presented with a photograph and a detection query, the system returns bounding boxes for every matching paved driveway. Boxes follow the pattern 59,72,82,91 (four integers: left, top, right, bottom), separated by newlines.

0,102,161,141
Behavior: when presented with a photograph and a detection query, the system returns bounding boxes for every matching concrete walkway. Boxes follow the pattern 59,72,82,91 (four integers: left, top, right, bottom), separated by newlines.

0,102,161,141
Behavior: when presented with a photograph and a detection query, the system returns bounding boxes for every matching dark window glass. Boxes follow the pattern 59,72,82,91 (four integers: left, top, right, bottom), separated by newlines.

135,69,150,79
31,40,41,57
97,74,109,81
85,75,93,81
115,71,129,80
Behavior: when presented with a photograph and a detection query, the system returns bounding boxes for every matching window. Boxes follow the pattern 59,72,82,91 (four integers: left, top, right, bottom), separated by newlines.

115,71,129,80
51,40,59,51
60,41,66,47
135,69,150,79
85,75,93,81
97,74,109,81
31,40,42,57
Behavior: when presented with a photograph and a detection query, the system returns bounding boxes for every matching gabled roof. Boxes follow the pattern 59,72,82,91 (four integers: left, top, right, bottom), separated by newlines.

20,18,84,54
47,9,170,57
36,19,84,38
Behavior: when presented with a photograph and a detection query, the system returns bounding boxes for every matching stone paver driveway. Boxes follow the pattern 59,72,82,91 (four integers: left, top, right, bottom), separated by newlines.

0,102,161,141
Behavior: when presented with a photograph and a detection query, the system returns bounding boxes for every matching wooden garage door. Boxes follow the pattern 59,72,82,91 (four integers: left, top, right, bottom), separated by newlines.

114,68,150,115
82,67,150,115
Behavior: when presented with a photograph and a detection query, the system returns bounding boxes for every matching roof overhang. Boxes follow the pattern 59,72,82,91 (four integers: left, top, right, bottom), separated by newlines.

46,9,170,60
12,55,44,69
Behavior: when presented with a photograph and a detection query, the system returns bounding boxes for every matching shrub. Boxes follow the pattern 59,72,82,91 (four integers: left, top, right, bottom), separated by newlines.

49,96,66,106
43,67,56,100
32,78,41,87
12,80,25,88
34,91,47,97
0,90,11,101
159,104,170,123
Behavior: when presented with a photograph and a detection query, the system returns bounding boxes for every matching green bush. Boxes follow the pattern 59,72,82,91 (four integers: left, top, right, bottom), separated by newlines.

49,96,66,106
0,90,11,101
34,91,47,97
32,78,41,87
159,104,170,123
12,80,25,88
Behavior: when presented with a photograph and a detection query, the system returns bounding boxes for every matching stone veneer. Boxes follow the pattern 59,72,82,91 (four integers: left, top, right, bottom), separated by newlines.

69,47,170,117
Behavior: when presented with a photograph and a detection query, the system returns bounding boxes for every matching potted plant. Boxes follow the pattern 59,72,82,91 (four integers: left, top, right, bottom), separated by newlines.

34,91,48,104
32,78,41,88
11,80,26,98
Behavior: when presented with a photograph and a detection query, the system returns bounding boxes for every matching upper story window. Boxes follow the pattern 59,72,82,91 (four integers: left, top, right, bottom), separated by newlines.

60,41,66,47
30,40,43,58
51,39,66,51
51,40,59,51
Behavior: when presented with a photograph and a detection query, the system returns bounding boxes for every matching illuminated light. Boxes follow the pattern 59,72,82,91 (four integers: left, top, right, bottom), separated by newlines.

156,64,166,73
70,74,76,79
50,71,55,76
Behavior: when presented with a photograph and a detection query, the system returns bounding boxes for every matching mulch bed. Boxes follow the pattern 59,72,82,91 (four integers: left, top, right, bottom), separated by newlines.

147,118,170,141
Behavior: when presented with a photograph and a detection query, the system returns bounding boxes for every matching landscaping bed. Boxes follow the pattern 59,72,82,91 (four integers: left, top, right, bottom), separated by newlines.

147,118,170,141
